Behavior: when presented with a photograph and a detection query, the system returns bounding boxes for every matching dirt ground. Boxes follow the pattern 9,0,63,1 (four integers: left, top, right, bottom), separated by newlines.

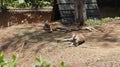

0,19,120,67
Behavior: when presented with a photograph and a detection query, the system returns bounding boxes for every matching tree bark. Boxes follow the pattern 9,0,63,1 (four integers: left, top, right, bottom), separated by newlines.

51,0,61,22
74,0,87,27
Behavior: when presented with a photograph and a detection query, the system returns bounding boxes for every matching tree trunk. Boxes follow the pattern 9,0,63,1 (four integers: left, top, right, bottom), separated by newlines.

51,0,61,22
74,0,87,27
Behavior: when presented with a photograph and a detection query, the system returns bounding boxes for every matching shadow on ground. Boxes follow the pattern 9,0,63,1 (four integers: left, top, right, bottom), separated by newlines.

0,30,69,52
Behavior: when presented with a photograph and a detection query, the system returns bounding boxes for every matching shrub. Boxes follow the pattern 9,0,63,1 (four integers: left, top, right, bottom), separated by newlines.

0,52,67,67
0,52,18,67
85,17,112,25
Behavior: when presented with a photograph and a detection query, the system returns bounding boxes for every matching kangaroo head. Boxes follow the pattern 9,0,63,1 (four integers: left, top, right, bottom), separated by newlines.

43,21,51,32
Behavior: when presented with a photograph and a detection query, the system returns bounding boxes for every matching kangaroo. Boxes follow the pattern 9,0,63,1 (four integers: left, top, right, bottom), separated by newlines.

58,32,85,47
43,21,71,32
70,32,85,47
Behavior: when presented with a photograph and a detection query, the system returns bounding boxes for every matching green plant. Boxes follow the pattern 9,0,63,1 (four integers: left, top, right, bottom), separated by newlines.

33,57,51,67
39,1,51,7
0,52,5,66
0,5,8,12
1,0,54,9
101,17,112,23
60,62,67,67
114,17,120,20
33,57,67,67
85,17,112,25
8,54,18,67
0,52,18,67
0,52,67,67
16,2,27,8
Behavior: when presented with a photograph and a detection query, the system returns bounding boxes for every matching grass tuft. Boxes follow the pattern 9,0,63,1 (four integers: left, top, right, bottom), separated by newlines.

85,17,112,25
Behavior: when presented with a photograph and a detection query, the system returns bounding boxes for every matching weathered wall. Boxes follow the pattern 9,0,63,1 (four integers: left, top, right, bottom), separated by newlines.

0,10,52,27
97,0,120,17
99,7,120,18
97,0,120,7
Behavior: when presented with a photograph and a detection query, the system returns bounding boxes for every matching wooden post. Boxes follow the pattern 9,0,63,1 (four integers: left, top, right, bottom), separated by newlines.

74,0,87,27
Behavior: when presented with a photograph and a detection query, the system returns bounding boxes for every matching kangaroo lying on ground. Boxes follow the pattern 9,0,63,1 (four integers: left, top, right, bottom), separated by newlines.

43,21,72,33
58,32,85,47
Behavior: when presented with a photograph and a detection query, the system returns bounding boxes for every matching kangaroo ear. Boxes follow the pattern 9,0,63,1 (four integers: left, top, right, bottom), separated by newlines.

44,20,49,24
44,20,50,26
